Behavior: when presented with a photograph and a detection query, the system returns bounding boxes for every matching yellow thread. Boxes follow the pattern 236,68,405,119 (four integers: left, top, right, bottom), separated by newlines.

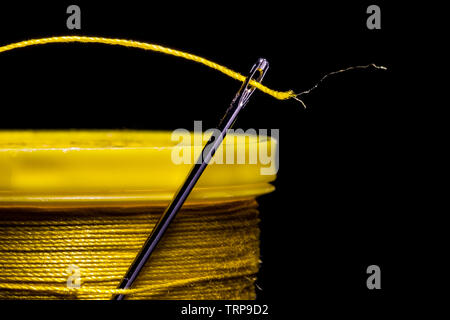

0,36,296,100
0,199,260,299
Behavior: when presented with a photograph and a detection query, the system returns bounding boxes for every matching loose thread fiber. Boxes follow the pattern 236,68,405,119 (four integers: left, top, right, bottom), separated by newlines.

0,199,261,300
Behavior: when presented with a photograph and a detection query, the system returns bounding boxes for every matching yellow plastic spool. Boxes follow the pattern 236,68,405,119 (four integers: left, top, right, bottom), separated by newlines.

0,130,277,207
0,130,277,299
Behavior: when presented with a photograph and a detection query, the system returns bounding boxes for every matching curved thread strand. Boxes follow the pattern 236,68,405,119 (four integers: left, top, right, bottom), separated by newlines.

0,36,296,100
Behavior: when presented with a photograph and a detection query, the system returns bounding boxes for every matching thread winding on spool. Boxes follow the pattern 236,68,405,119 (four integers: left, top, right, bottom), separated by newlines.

0,200,260,299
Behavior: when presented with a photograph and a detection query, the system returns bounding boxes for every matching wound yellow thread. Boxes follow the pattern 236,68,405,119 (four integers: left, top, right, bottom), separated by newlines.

0,36,296,100
0,200,260,299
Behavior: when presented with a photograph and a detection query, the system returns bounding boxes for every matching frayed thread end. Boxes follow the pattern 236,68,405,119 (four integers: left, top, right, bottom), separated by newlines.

289,63,387,108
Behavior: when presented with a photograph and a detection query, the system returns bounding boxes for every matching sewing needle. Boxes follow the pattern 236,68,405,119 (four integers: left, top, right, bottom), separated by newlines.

113,57,269,300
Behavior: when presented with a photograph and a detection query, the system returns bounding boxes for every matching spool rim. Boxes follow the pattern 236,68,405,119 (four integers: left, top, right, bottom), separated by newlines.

0,130,277,206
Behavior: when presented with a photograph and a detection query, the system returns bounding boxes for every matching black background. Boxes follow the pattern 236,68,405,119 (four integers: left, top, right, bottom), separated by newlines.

0,0,420,316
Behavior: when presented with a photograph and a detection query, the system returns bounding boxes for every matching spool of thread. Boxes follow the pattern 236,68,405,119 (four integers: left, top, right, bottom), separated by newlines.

0,131,277,299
